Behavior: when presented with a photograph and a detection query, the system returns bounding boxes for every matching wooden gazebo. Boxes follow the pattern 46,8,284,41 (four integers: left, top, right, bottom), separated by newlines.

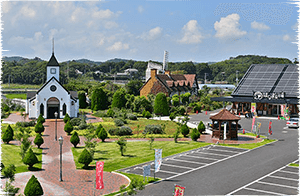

210,109,241,140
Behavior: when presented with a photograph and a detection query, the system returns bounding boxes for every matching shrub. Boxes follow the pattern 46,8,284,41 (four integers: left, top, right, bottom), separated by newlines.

70,131,80,148
111,89,127,109
154,93,169,116
181,124,190,137
177,106,186,116
95,124,104,136
78,148,93,168
78,91,87,109
108,128,119,136
197,121,206,134
143,125,163,134
37,114,45,124
127,113,137,120
142,109,147,117
93,111,107,117
16,120,36,127
2,164,16,181
118,126,133,136
114,119,124,126
98,128,108,142
64,121,73,135
78,121,88,130
190,128,200,141
34,134,44,148
34,122,44,134
172,95,180,106
173,129,180,143
24,175,43,196
63,113,70,123
70,118,81,126
116,137,127,156
2,103,10,112
2,125,14,144
145,111,152,119
106,109,115,118
22,148,39,168
169,112,176,121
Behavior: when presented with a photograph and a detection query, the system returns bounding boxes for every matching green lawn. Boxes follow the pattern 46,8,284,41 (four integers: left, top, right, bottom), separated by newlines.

2,84,41,89
1,144,43,173
238,132,266,138
72,141,211,172
4,93,27,99
218,139,277,149
289,163,299,167
2,123,36,138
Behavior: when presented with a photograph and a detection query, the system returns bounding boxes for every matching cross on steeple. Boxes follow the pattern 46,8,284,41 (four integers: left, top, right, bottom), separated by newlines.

52,38,54,54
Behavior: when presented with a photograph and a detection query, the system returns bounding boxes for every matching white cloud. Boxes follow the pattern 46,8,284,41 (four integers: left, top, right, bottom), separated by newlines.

179,20,204,44
283,34,291,41
20,5,36,18
292,22,298,30
93,9,120,19
104,21,119,29
71,7,86,22
214,13,247,39
140,27,163,41
138,5,144,13
251,21,270,30
106,42,129,51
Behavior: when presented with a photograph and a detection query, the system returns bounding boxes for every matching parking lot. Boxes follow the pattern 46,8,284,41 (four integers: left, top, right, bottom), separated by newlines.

228,160,299,195
118,145,250,180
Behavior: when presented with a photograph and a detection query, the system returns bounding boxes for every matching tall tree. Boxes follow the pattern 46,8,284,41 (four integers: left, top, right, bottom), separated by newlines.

91,88,108,111
154,93,169,116
125,80,143,96
111,88,127,109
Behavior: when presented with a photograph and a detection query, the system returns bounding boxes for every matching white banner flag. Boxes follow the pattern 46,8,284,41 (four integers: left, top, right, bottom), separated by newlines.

155,149,162,172
143,165,151,177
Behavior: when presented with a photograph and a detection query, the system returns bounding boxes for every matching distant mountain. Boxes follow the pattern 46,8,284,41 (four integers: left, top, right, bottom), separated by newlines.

106,58,131,63
2,56,26,62
66,59,103,66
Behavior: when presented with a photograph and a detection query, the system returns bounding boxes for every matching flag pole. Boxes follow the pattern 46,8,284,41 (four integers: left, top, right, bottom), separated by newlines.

94,161,96,196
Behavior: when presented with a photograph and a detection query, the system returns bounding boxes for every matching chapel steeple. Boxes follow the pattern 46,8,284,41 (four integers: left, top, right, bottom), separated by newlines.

46,39,60,82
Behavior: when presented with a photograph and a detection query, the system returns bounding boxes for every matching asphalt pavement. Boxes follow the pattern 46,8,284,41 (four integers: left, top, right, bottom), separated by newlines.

136,113,298,195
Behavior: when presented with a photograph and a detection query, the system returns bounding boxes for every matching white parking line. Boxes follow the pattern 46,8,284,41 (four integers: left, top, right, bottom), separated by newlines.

277,170,299,175
197,151,229,157
228,160,299,195
269,175,299,181
150,168,179,175
208,148,241,153
243,187,281,195
183,154,219,161
257,181,298,189
170,158,206,165
162,163,194,170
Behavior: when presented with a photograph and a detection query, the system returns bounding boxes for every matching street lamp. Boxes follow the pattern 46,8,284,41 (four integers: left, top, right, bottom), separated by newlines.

54,112,58,141
59,136,63,182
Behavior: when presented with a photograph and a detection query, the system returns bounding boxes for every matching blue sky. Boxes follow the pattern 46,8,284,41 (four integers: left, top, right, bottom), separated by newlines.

1,1,299,63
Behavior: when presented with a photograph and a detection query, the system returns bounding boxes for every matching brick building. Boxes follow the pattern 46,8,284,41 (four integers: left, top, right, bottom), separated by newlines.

140,69,198,98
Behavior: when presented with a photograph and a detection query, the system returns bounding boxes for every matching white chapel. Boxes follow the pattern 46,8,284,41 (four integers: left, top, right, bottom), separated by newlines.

26,51,79,119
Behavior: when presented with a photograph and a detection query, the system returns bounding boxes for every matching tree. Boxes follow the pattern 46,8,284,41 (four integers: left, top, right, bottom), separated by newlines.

63,113,70,123
78,91,87,108
111,88,127,109
116,137,127,156
37,114,45,124
70,131,80,148
169,112,176,121
181,124,189,137
181,92,191,105
3,180,20,196
34,122,45,134
24,175,43,196
91,88,108,111
106,109,115,118
78,148,93,168
190,128,200,141
172,94,180,106
154,93,169,116
197,121,206,134
98,128,108,142
2,164,16,181
22,148,39,168
145,111,152,119
125,80,143,96
34,133,44,148
64,121,73,135
2,124,14,144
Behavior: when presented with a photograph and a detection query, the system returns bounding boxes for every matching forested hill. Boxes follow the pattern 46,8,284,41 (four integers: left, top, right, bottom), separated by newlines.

1,55,293,85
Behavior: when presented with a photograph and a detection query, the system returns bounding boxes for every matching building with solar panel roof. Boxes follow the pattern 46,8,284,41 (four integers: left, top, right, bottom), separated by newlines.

211,64,299,117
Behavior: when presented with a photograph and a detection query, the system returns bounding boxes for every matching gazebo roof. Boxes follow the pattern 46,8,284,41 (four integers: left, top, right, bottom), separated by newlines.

210,109,241,121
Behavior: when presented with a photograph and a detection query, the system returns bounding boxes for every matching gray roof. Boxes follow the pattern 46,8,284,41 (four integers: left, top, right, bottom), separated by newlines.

232,64,299,98
27,91,37,100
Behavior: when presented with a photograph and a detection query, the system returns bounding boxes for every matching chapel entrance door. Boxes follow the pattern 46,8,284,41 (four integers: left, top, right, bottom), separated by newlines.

47,97,60,119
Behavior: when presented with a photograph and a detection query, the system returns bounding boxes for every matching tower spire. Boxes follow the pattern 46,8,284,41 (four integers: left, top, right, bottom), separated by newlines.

52,38,54,54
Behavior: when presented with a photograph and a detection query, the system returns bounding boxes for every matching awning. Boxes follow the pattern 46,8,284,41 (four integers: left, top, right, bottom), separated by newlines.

211,96,299,104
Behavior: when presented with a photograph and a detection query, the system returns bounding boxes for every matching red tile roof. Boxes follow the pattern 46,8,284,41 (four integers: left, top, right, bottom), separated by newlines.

210,109,241,121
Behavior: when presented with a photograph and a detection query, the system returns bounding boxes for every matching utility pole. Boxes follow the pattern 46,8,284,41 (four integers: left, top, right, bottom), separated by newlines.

236,70,239,86
204,73,208,84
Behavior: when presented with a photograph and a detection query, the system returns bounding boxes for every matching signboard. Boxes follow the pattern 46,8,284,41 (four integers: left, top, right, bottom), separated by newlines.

268,120,272,135
173,184,186,196
251,117,256,132
281,105,285,117
256,122,261,136
253,91,285,100
155,149,162,172
143,165,151,178
251,103,257,117
96,161,104,189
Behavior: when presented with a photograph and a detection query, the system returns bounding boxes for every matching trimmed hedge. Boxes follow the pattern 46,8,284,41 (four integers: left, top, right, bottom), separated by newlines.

24,175,43,196
118,126,133,136
70,118,81,126
127,113,137,120
114,119,124,127
143,125,163,134
34,133,44,148
78,148,93,168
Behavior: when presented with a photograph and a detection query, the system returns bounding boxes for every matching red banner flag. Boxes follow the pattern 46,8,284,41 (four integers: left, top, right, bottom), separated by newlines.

96,161,104,189
268,120,272,135
174,185,185,196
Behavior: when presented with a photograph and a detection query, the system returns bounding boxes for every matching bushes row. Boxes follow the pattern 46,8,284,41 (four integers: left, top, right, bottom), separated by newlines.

108,126,133,136
142,125,163,134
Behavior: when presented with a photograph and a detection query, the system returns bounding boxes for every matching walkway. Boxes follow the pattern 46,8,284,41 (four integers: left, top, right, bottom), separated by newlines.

2,115,129,196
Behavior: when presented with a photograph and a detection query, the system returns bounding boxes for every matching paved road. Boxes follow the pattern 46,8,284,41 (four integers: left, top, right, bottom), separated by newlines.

136,114,298,195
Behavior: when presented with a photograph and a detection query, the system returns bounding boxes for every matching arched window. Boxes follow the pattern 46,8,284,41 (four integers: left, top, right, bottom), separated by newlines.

63,103,66,115
40,103,44,116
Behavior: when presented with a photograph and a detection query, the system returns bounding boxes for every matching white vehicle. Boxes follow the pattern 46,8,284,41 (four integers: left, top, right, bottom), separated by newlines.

286,118,299,128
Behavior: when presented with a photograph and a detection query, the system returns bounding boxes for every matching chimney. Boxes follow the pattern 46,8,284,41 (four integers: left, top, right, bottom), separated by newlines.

151,69,157,78
165,70,171,75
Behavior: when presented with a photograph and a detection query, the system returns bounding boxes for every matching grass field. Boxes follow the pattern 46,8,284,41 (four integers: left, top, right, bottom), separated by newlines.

72,141,211,172
2,83,41,89
2,123,36,138
1,144,43,173
218,139,276,149
289,163,299,167
4,93,27,99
